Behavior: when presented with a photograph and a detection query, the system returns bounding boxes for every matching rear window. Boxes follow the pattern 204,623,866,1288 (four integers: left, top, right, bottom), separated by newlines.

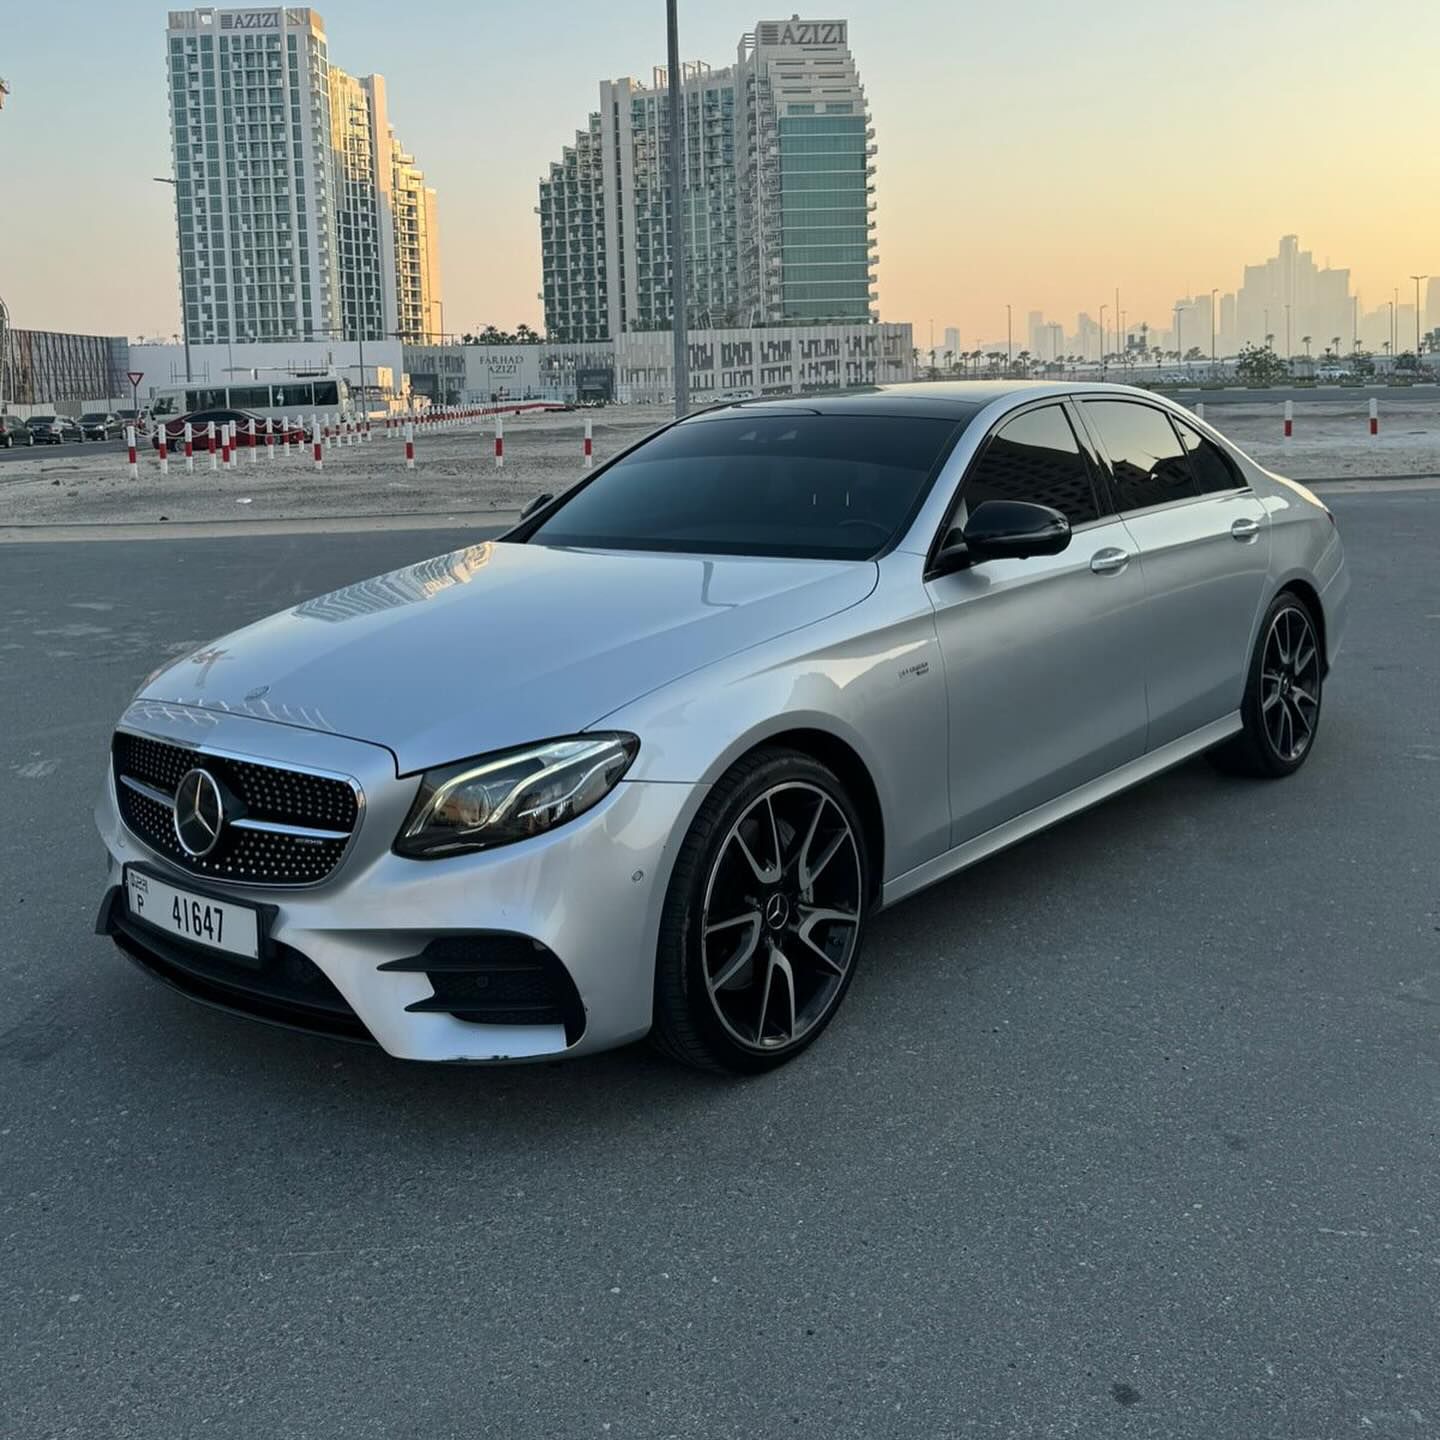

527,412,969,559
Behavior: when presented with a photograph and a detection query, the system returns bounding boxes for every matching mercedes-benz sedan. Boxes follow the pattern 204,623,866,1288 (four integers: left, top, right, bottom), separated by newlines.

95,383,1348,1073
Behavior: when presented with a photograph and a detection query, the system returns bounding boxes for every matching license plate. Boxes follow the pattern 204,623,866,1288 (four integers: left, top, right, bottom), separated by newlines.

124,868,260,962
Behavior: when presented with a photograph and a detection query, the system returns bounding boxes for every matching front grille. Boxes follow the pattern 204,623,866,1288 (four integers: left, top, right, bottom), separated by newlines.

112,730,359,887
379,934,586,1044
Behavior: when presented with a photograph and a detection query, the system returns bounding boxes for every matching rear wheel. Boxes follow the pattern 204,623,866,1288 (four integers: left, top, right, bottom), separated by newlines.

1212,591,1323,777
651,748,870,1073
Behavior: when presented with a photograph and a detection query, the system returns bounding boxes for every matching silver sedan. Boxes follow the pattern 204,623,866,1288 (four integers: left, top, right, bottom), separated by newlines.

95,383,1348,1072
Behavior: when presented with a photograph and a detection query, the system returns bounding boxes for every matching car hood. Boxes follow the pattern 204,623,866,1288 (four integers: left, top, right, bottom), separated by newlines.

139,540,877,774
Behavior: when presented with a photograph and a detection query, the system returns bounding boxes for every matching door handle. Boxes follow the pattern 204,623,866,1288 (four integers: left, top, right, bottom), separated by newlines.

1089,547,1130,575
1230,517,1261,541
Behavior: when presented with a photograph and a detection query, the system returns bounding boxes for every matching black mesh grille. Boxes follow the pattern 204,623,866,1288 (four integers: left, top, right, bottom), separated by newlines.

112,731,358,887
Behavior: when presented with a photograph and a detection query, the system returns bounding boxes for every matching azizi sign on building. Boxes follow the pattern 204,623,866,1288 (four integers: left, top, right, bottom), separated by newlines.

463,348,543,401
219,11,283,29
757,19,847,45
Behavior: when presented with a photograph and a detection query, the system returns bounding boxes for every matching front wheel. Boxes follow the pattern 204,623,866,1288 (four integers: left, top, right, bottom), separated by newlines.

651,748,870,1073
1212,591,1324,777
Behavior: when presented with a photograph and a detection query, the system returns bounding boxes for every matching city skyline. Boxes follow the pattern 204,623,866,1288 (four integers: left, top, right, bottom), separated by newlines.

2,1,1438,343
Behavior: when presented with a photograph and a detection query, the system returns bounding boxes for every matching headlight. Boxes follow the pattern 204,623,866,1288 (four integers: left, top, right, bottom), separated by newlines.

394,733,639,859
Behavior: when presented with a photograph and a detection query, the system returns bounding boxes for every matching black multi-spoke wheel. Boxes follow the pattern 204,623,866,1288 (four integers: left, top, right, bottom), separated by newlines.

1213,591,1325,778
652,749,870,1073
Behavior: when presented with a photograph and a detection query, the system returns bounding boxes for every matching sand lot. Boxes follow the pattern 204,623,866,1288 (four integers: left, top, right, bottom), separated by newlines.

1,394,1435,529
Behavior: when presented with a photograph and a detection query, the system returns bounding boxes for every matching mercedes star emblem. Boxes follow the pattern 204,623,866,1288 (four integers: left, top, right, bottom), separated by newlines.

173,767,225,857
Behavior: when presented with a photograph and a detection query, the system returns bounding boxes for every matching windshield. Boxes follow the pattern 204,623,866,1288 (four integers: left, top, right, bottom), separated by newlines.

527,410,970,559
81,414,107,423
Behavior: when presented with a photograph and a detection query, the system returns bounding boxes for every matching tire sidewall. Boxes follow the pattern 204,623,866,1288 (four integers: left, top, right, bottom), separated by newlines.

663,751,871,1073
1247,592,1323,775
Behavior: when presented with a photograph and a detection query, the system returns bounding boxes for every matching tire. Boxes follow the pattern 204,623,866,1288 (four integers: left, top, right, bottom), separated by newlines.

1211,590,1324,778
650,747,871,1074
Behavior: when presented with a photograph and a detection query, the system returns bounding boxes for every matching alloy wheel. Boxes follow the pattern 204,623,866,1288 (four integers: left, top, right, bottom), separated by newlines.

700,781,862,1053
1261,604,1321,762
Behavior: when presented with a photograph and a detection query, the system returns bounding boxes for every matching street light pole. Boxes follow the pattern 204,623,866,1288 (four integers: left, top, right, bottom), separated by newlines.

153,176,192,383
1409,274,1427,357
1210,287,1218,367
665,0,689,417
1005,303,1012,371
1099,304,1107,370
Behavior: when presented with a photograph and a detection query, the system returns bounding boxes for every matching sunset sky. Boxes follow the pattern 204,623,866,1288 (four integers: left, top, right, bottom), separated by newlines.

2,0,1437,343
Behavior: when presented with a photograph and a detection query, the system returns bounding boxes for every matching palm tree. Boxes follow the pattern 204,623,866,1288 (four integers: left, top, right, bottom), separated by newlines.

1264,333,1275,351
1301,335,1312,358
1330,335,1341,360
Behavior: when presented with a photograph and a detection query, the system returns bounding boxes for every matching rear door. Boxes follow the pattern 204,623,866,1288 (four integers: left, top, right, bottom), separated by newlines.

1075,399,1270,749
925,399,1150,845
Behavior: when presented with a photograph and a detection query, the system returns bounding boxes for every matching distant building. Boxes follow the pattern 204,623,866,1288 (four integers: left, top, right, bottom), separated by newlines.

1235,235,1351,355
539,18,876,342
163,7,441,347
0,328,129,411
943,326,961,358
405,321,913,406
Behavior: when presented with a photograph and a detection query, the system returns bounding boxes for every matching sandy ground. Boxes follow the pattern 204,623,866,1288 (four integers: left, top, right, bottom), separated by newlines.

0,396,1435,529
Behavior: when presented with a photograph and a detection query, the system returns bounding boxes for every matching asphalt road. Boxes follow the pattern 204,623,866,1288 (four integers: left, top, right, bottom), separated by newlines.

0,437,130,467
2,494,1437,1440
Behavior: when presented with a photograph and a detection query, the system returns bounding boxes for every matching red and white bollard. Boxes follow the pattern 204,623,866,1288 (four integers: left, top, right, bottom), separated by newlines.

247,418,258,464
494,414,504,470
312,417,323,470
207,420,218,472
264,416,274,460
126,424,138,479
157,426,168,476
1194,402,1205,422
183,421,194,475
583,417,593,468
404,420,415,470
221,421,233,469
1283,400,1293,441
1369,397,1378,437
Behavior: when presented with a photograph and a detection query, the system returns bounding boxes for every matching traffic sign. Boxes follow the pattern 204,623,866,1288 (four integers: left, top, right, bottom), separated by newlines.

127,371,144,387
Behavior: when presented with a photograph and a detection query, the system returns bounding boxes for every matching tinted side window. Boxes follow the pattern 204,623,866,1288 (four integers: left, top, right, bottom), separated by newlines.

1174,417,1244,493
960,404,1100,526
312,381,339,406
1082,400,1198,511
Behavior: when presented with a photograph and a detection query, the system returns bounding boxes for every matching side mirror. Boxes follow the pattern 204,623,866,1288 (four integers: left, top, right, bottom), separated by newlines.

933,500,1072,574
519,491,554,520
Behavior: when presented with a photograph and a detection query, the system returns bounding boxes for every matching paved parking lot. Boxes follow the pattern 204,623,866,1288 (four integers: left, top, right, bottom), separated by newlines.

1,487,1436,1439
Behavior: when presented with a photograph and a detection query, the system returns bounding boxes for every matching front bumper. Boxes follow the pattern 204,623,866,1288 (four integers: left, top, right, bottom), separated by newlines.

95,703,703,1062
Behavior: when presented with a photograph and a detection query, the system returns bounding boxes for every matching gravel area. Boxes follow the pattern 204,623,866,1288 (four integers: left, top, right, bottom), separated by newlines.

0,395,1435,528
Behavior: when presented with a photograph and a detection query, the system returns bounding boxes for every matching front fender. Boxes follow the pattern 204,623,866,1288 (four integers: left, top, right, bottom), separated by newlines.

595,555,951,885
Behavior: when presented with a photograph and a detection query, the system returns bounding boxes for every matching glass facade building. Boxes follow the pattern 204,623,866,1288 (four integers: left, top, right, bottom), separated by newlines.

0,330,130,407
540,18,875,341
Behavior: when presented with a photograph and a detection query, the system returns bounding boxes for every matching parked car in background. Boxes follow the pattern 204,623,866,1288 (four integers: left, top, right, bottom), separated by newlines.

0,414,35,448
115,408,148,435
151,409,307,450
27,414,80,445
79,413,123,441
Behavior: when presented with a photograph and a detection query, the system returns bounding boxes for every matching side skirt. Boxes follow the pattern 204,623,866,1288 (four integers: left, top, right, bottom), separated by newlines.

880,712,1242,909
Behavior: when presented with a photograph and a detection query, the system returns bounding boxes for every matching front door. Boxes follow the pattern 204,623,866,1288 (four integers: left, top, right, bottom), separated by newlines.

925,400,1151,846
